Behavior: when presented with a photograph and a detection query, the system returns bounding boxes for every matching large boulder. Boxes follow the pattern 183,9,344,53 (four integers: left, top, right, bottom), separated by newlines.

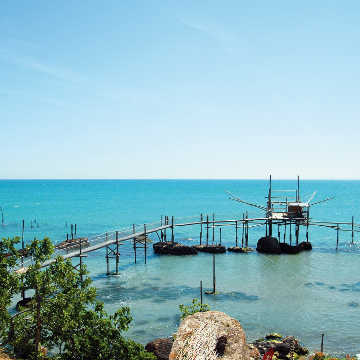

256,237,281,254
145,338,174,360
193,244,226,254
169,311,260,360
153,242,198,255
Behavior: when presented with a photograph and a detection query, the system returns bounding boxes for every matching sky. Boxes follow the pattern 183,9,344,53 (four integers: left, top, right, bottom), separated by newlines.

1,0,360,179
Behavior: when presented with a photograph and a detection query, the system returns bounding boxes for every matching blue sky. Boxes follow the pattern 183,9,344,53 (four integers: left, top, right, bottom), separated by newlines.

1,0,360,179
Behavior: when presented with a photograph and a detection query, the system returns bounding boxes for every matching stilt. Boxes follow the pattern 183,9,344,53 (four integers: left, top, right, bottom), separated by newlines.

115,231,119,275
352,216,354,244
171,216,174,244
206,215,209,246
306,220,309,243
235,220,238,247
144,224,147,265
106,233,110,275
241,214,244,248
284,220,287,243
75,223,77,235
200,280,203,305
219,227,222,245
160,216,163,241
265,220,268,237
320,333,324,353
289,221,292,245
212,253,216,294
245,213,249,247
278,224,280,241
295,221,299,246
133,224,137,264
164,217,167,242
336,224,339,250
212,214,215,244
200,213,203,245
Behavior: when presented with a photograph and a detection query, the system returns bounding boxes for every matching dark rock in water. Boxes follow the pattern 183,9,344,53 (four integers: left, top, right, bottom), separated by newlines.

16,297,32,311
192,244,226,253
256,237,281,254
145,337,174,360
153,242,198,255
228,246,254,253
298,241,312,251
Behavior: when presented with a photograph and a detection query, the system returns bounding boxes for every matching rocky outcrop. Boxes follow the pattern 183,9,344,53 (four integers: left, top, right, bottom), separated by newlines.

192,244,226,254
153,242,198,255
252,333,308,359
257,237,312,254
169,311,260,360
145,338,174,360
228,247,254,253
256,237,282,254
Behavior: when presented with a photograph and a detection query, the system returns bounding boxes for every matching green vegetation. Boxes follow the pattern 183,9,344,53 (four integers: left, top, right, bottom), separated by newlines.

179,298,210,319
0,237,155,360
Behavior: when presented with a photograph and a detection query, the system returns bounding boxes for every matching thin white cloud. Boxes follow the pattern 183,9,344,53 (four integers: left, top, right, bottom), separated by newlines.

0,49,82,83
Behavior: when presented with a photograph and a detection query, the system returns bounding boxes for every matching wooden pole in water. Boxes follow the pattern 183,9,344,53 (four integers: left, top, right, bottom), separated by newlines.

212,213,215,244
133,224,137,264
320,333,324,353
278,224,280,241
66,233,69,241
144,224,147,265
265,220,268,237
79,235,83,282
336,224,339,250
245,213,249,247
71,224,74,240
21,219,25,252
306,220,309,243
241,214,244,248
164,217,167,242
289,221,292,245
115,231,119,275
296,221,299,246
235,220,238,247
75,223,77,235
219,227,222,245
206,215,209,246
200,280,203,305
352,216,354,244
160,216,163,241
106,233,110,275
171,216,174,244
200,214,203,245
0,207,4,225
212,253,216,294
284,220,287,243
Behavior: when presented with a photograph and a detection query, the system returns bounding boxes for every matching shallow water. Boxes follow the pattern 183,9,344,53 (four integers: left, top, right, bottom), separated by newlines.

1,179,360,355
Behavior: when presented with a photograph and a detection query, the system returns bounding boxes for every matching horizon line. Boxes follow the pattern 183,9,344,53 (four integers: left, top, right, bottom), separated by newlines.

1,178,360,181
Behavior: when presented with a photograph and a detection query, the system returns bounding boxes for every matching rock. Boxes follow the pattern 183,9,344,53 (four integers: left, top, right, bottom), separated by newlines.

153,242,198,255
145,338,174,360
252,334,308,359
256,237,281,254
169,311,260,360
228,247,254,253
192,244,226,254
298,241,312,251
279,242,301,254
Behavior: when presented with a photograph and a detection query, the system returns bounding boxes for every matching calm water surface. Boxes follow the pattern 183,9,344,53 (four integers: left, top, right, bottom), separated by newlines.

1,179,360,355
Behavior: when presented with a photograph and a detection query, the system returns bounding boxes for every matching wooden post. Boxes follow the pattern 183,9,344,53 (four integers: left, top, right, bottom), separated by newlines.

284,220,287,243
245,213,249,247
206,215,209,246
336,224,339,250
106,233,110,275
164,217,167,242
71,224,74,240
235,220,238,247
0,206,4,225
219,227,222,245
212,253,216,294
115,231,119,275
278,224,280,241
289,221,292,245
265,220,268,237
160,216,163,241
79,235,83,283
306,220,309,243
66,233,69,241
296,221,299,246
144,224,147,265
75,223,77,235
133,224,137,264
200,213,203,245
171,216,174,244
352,216,354,244
320,333,324,353
212,214,215,244
241,214,244,248
200,280,203,305
21,219,25,251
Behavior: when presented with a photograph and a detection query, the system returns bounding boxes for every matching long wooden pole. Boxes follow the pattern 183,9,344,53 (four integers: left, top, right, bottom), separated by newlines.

212,253,216,294
235,220,238,247
200,213,203,245
115,231,119,275
352,216,354,244
144,224,147,264
171,216,174,244
336,224,339,250
212,213,215,244
106,232,109,275
206,215,209,246
133,224,136,264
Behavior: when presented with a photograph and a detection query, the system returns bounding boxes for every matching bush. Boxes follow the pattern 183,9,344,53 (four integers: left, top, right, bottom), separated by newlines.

179,298,210,319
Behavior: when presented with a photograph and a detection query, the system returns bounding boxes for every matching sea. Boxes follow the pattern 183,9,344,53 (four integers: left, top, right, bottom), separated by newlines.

1,179,360,356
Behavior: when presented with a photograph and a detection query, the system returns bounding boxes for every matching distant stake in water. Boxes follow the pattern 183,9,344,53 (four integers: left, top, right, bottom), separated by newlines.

320,333,324,352
205,253,216,295
200,280,203,305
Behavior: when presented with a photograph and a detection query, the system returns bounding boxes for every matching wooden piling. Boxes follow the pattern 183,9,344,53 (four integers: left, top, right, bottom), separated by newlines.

306,220,309,243
241,214,244,248
336,224,339,250
160,216,163,241
200,280,203,305
352,216,354,244
200,214,203,245
133,224,137,264
265,220,268,237
144,224,147,265
278,224,280,241
164,217,167,242
320,333,324,353
75,223,77,235
296,221,299,246
171,216,174,244
212,214,215,244
115,231,119,275
235,220,238,247
219,227,222,245
212,253,216,294
284,221,287,243
206,215,209,246
106,233,109,275
245,213,249,247
289,221,292,245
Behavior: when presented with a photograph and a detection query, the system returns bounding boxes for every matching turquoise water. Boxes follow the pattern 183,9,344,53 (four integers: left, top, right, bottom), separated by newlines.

1,179,360,355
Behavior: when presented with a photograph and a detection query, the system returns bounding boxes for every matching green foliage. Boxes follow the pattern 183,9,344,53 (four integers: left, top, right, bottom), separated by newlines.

1,237,155,360
0,237,21,341
179,298,210,319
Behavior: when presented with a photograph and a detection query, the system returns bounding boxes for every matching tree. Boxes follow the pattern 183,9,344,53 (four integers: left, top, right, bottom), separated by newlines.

2,237,155,360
